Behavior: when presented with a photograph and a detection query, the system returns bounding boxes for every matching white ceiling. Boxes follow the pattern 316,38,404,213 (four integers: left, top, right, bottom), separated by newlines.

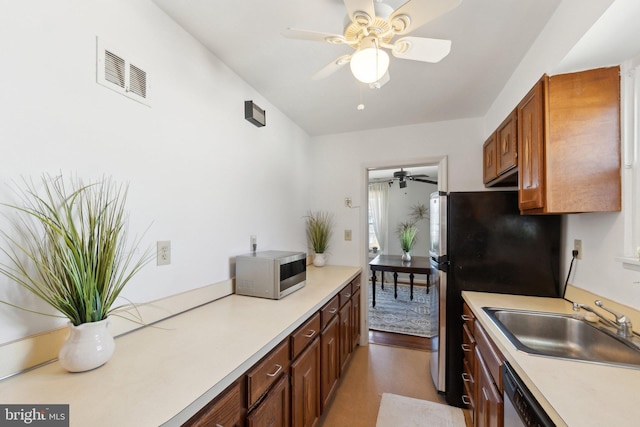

152,0,563,136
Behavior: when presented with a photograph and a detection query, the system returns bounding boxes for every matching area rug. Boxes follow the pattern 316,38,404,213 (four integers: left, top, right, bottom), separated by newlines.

376,393,466,427
368,282,437,338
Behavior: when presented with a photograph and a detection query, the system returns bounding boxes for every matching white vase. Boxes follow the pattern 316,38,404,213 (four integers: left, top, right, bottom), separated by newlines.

313,253,327,267
58,318,115,373
402,251,412,262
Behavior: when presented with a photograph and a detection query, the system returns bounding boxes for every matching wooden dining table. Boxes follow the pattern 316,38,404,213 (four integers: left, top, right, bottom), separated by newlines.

369,254,431,307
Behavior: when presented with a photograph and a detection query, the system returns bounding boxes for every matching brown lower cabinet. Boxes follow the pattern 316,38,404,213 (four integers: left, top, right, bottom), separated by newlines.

183,274,361,427
247,375,290,427
291,338,320,427
462,302,504,427
320,314,339,411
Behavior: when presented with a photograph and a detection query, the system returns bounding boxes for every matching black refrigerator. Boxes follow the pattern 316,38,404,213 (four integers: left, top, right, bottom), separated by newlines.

428,191,561,406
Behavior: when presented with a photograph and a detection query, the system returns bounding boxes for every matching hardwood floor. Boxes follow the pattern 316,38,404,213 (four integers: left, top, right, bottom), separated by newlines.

319,330,472,427
318,341,444,426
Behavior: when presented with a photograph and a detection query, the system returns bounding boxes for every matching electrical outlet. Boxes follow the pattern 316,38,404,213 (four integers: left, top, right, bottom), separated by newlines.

157,241,171,266
344,229,352,241
574,239,582,260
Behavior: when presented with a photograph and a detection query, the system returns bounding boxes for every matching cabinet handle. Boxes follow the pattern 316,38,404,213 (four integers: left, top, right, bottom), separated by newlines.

266,364,282,378
329,308,338,314
216,424,223,427
303,330,316,338
345,293,352,299
461,395,471,405
461,344,472,352
461,314,473,321
486,153,492,167
462,372,471,382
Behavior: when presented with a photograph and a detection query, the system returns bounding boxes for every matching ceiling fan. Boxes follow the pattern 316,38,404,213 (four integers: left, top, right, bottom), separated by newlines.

282,0,462,86
370,168,437,187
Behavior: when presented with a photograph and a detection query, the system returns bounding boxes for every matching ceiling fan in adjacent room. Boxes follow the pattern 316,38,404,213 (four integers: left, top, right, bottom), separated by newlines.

282,0,462,87
383,168,438,188
394,168,437,187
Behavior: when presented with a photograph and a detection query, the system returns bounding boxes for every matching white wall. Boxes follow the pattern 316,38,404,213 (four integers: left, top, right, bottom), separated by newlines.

312,0,640,312
0,0,313,344
483,0,640,309
385,180,436,258
311,118,484,268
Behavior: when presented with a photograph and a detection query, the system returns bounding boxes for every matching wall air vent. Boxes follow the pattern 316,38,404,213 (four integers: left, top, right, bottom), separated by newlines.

97,37,150,106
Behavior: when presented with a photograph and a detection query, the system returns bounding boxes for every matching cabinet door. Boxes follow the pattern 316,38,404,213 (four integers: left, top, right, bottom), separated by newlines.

291,338,321,427
247,374,290,427
475,348,503,427
320,316,340,411
338,300,352,374
351,288,361,351
184,380,245,427
518,77,546,211
496,111,517,175
482,133,498,184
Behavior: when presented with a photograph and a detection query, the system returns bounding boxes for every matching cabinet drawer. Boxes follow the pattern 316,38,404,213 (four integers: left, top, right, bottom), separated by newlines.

339,283,352,307
462,303,475,335
247,340,290,408
291,312,320,360
351,275,361,293
185,380,244,427
462,322,476,369
320,295,339,330
475,321,504,392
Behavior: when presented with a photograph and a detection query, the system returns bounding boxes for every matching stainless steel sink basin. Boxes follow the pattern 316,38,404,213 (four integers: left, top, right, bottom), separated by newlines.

483,307,640,369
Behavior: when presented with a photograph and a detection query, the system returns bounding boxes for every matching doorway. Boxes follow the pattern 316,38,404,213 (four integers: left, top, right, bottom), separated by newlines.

364,159,446,350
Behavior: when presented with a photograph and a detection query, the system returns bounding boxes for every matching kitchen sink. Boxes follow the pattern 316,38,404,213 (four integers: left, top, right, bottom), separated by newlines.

482,307,640,369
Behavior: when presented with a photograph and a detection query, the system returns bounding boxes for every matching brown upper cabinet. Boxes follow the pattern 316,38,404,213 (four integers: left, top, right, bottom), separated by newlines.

485,66,621,214
520,66,621,214
483,111,518,186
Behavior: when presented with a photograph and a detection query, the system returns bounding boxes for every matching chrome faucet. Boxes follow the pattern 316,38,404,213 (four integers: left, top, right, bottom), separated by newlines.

573,300,633,338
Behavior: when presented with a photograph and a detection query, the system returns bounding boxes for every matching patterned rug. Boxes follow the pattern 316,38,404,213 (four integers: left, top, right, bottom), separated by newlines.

368,282,437,338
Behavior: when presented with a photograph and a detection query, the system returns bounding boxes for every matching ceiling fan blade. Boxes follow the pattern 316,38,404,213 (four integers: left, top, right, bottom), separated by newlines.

392,37,451,63
390,0,462,35
343,0,376,23
412,178,438,184
312,55,352,80
282,28,347,44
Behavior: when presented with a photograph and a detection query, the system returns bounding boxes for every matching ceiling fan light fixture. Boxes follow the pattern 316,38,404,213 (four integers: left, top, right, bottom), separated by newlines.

350,45,389,84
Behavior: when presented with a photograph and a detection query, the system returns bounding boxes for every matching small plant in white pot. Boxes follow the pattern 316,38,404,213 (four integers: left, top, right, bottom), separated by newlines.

398,221,418,262
305,210,333,267
0,174,152,372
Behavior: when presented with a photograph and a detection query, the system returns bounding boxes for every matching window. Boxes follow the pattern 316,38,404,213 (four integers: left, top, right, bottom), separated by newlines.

368,212,380,251
621,56,640,263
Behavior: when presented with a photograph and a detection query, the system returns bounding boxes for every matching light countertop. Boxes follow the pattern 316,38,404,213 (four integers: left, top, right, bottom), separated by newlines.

0,265,361,426
462,291,640,427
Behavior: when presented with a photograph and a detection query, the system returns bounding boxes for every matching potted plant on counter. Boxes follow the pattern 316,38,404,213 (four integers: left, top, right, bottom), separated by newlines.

305,210,333,267
0,174,152,372
398,221,418,262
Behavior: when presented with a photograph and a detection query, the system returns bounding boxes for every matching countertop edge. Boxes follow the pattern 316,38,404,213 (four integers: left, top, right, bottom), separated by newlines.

162,266,362,426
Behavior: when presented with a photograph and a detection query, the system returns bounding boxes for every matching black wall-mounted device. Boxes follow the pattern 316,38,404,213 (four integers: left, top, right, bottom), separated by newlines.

245,100,266,127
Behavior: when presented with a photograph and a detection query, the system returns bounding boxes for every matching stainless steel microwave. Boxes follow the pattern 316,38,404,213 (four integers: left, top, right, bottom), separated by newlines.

235,250,307,299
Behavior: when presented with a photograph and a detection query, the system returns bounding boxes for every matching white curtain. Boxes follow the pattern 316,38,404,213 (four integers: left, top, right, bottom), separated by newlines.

368,182,389,253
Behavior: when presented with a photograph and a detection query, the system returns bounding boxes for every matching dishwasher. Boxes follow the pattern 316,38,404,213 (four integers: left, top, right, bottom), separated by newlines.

502,362,556,427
